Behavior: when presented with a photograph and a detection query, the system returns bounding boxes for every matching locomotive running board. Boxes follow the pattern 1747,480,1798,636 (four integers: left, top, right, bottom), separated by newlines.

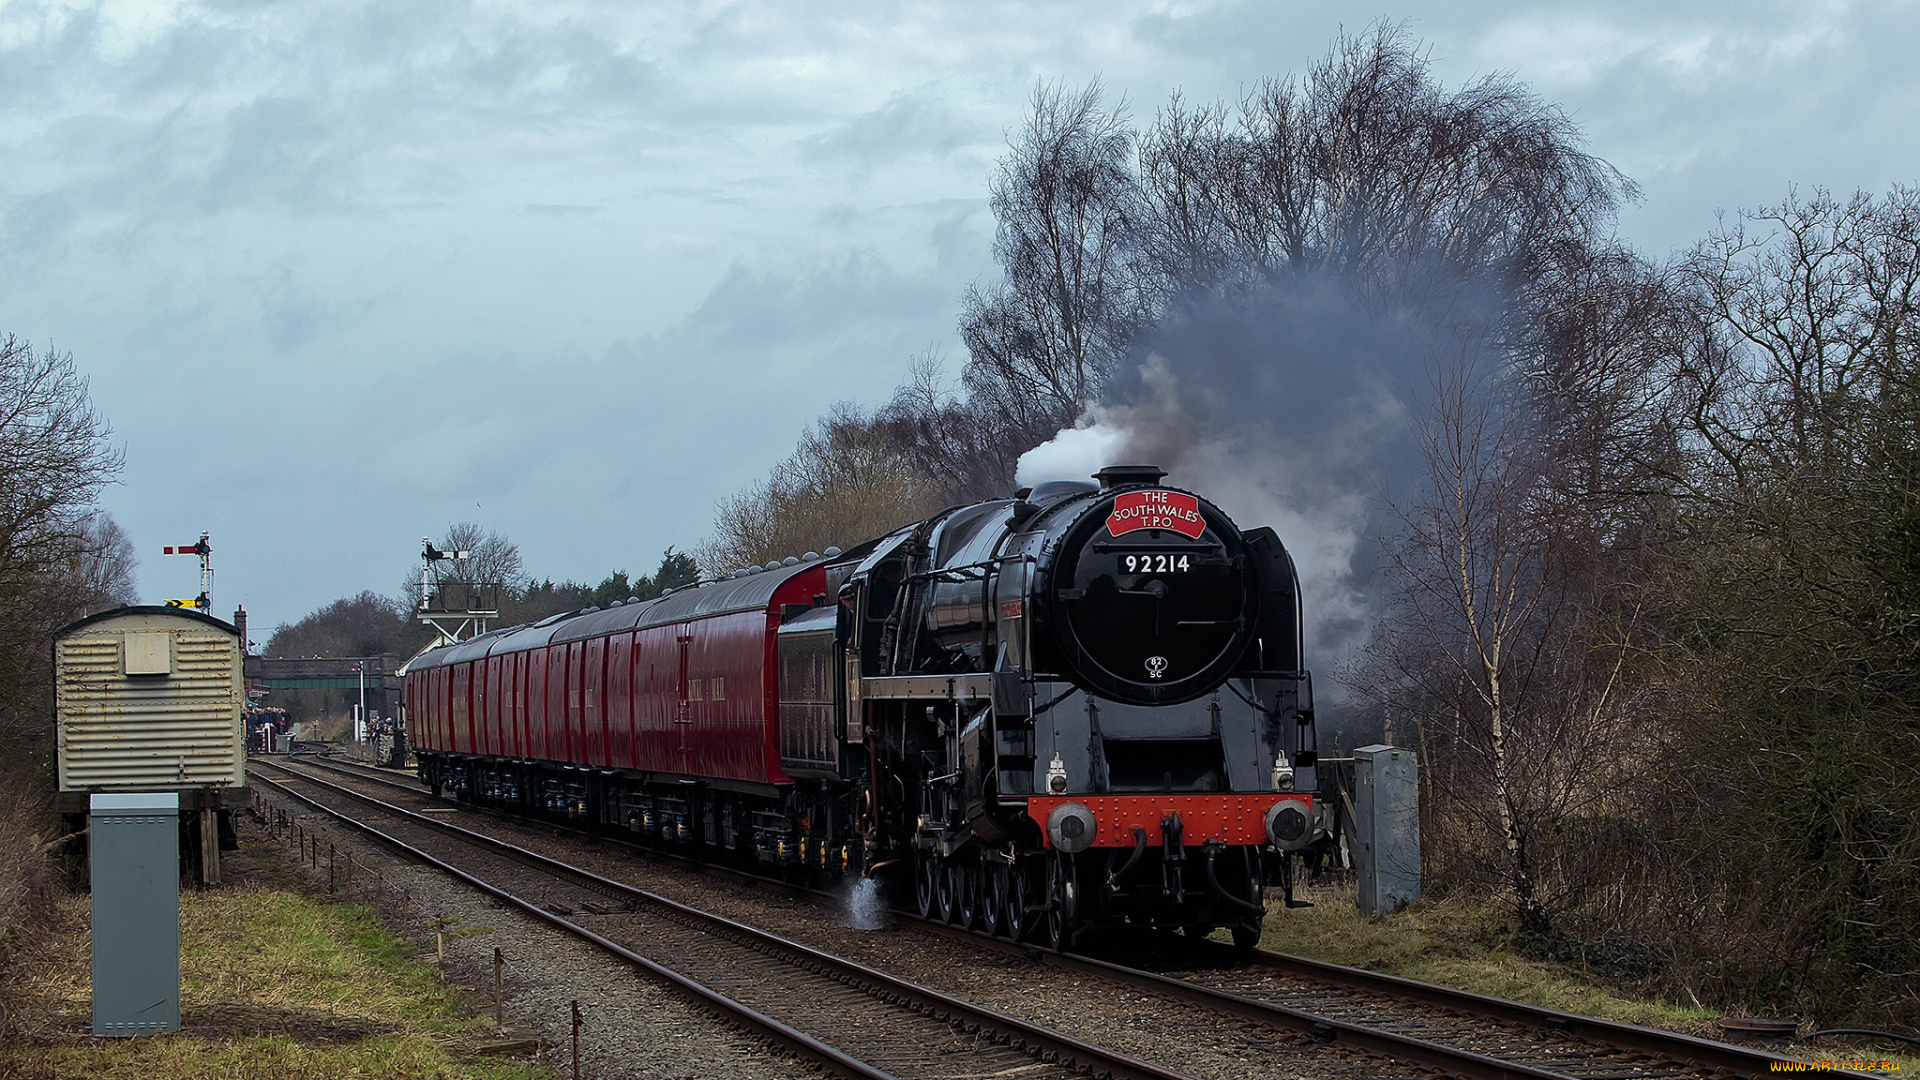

861,674,994,702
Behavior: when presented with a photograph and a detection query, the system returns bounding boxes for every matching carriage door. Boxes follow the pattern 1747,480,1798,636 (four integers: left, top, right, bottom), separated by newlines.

675,632,693,766
583,635,607,767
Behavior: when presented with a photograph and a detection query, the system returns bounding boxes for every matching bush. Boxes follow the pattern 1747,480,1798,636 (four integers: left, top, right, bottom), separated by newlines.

0,771,57,1039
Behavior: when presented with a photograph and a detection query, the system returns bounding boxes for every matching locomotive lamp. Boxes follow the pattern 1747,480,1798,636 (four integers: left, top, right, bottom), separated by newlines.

1045,753,1069,794
1271,759,1296,791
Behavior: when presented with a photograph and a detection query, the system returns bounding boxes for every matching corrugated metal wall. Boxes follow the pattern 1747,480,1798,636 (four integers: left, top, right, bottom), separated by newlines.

56,614,244,792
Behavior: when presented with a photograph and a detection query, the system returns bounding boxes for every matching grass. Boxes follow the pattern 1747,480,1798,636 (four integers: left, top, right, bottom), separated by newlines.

0,885,548,1080
1255,880,1724,1032
1251,880,1920,1072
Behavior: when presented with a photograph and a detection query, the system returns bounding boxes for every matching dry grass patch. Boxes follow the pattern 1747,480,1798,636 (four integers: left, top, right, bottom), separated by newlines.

0,885,547,1080
1251,882,1920,1069
1253,881,1720,1032
0,773,59,1018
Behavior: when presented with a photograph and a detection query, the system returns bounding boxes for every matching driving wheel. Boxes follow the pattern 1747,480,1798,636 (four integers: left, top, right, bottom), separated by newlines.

915,853,937,919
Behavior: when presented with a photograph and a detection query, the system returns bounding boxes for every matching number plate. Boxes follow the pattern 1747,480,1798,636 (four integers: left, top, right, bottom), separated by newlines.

1119,553,1192,574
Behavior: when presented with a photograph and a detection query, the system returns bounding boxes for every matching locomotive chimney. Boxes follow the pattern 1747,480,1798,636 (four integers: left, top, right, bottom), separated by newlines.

1094,464,1168,490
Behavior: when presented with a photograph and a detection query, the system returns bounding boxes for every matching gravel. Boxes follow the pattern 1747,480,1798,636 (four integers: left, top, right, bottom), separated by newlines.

250,783,825,1080
266,762,1395,1080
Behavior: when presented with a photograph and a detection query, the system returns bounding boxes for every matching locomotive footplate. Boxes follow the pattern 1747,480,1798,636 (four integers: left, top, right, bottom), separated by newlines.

1022,793,1309,848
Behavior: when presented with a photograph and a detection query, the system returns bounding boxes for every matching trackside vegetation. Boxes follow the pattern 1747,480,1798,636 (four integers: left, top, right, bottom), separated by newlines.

1251,884,1920,1072
0,886,548,1080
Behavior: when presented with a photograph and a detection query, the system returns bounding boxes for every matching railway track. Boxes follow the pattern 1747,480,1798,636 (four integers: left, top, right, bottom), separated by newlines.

271,753,1846,1079
250,756,1192,1080
913,922,1814,1080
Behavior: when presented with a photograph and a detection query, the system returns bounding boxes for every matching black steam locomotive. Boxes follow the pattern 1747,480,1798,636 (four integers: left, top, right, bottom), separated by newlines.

409,464,1322,949
848,464,1320,947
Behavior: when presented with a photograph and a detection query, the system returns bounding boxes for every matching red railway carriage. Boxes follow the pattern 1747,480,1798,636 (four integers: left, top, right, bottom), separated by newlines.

409,560,832,827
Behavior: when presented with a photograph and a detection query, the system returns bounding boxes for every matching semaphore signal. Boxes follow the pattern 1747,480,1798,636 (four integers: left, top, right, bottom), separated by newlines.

416,537,495,646
162,531,213,612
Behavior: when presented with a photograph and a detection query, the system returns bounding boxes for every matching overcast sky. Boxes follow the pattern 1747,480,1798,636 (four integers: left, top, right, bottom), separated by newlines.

4,0,1916,640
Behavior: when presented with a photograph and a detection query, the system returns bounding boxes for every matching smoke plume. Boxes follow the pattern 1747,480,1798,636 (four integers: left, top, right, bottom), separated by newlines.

1017,275,1460,671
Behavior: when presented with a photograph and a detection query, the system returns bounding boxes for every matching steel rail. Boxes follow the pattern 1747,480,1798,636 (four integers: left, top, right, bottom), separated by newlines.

899,913,1577,1080
251,758,1194,1080
273,755,1851,1078
1184,939,1828,1079
254,762,892,1079
913,915,1869,1079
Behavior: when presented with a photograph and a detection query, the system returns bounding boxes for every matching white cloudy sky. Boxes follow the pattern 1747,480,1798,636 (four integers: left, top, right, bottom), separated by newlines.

4,0,1916,637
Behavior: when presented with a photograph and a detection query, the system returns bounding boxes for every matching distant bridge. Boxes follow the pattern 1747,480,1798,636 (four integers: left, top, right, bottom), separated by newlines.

244,655,405,719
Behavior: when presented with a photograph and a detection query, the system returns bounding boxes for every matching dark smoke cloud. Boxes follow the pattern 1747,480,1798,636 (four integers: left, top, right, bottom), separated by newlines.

1019,272,1490,671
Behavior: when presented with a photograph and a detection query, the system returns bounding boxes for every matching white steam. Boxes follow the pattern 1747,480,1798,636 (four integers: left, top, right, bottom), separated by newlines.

1015,418,1129,487
835,875,890,930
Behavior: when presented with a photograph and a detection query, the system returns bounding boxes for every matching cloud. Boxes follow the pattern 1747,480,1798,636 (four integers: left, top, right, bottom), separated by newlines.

522,202,603,217
204,96,349,212
1448,0,1919,250
799,89,985,169
6,0,1920,638
1469,4,1853,89
328,247,956,580
88,238,970,628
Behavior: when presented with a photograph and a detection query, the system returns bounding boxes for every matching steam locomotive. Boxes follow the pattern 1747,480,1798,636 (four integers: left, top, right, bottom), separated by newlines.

407,465,1322,948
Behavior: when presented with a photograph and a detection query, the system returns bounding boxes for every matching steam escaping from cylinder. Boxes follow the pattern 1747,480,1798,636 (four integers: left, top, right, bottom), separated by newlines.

836,875,890,930
1017,275,1457,672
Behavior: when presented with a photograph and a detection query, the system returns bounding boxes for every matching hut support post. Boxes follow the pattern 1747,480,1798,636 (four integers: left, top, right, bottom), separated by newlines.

198,790,221,885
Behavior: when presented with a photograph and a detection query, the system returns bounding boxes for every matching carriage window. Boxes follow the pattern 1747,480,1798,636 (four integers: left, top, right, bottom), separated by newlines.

710,677,725,701
779,630,835,764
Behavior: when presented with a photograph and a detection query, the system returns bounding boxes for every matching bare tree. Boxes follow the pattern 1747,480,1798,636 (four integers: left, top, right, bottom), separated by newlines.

0,336,125,999
869,353,1025,504
0,336,123,605
403,521,527,608
933,26,1637,486
437,522,524,588
1633,187,1920,1020
1363,343,1658,934
1679,187,1920,478
63,511,138,613
0,336,124,766
1138,23,1634,331
960,79,1150,448
700,402,945,574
